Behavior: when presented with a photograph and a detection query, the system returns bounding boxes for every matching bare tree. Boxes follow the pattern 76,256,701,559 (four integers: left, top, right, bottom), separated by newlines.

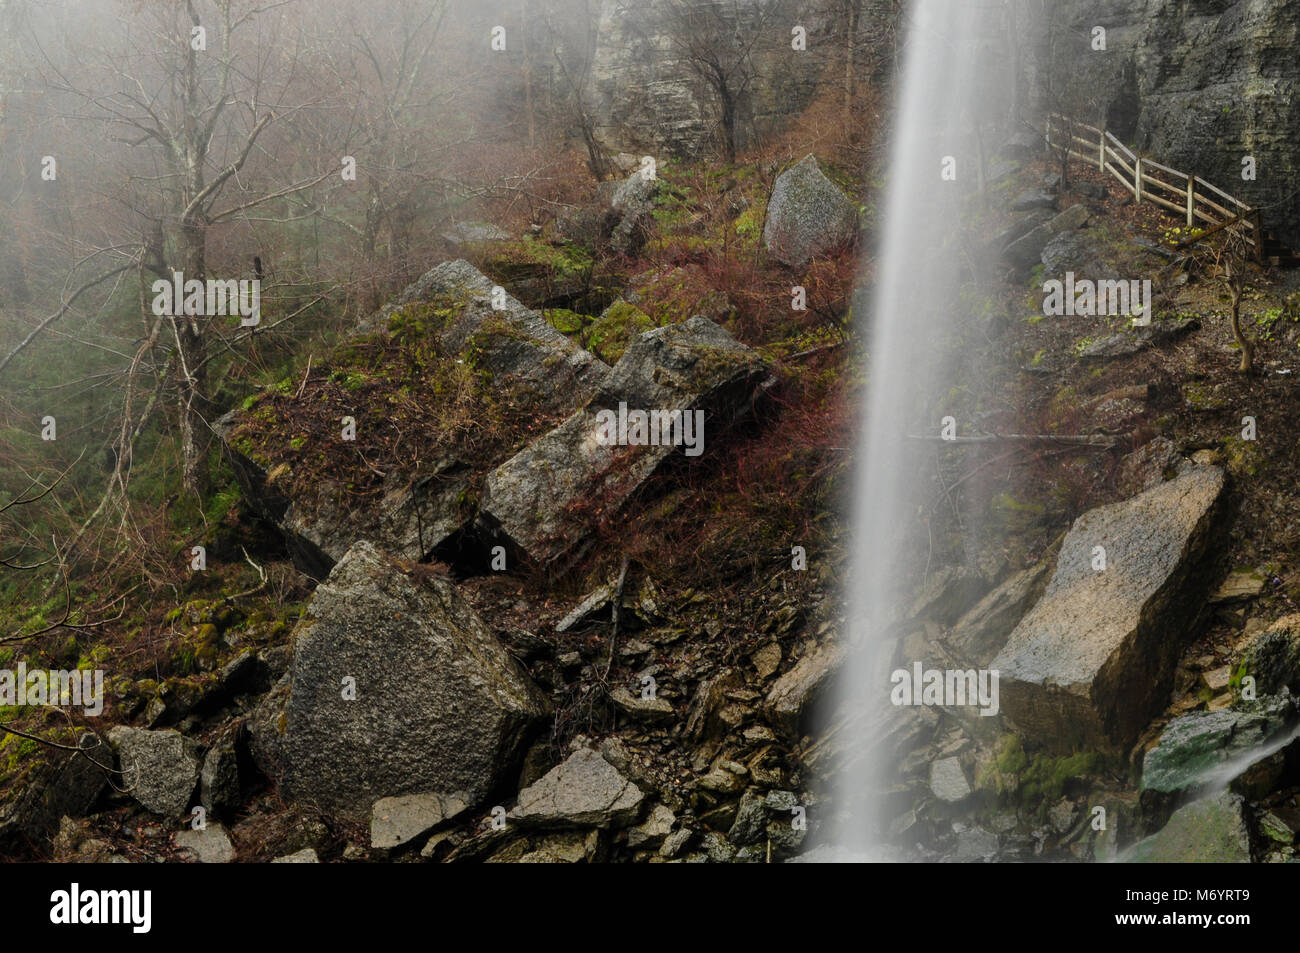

660,0,776,163
33,0,330,496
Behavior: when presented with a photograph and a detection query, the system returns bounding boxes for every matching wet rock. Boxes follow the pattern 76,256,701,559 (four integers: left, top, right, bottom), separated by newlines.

109,727,203,817
478,316,768,565
992,465,1228,751
176,823,235,863
1142,693,1298,802
764,639,843,737
762,154,859,268
280,541,548,819
370,791,471,850
1127,793,1252,863
510,747,644,829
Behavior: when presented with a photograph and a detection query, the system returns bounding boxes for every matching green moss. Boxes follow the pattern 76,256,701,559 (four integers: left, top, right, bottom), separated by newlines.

587,301,654,363
543,308,585,334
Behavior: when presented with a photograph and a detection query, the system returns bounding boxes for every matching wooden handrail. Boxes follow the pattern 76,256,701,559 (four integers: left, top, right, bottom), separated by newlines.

1045,113,1262,261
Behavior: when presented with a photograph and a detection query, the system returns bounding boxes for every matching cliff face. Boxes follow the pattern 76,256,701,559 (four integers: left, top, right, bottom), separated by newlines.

585,0,897,158
1040,0,1300,247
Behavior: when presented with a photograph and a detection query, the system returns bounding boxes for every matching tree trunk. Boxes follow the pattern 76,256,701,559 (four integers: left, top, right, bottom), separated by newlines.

1230,283,1253,373
175,214,210,497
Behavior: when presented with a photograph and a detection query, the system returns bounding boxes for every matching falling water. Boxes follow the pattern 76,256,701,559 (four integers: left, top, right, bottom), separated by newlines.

831,0,1028,857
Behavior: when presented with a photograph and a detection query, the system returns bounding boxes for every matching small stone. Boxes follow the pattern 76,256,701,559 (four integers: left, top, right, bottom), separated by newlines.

610,686,674,723
271,848,319,863
659,827,694,858
1203,665,1232,692
752,643,782,680
628,804,676,849
175,824,234,863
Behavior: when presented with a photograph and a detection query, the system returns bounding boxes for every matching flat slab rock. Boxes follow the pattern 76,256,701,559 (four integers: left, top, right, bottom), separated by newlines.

277,541,548,820
370,791,471,849
991,465,1228,751
478,315,768,564
509,747,644,829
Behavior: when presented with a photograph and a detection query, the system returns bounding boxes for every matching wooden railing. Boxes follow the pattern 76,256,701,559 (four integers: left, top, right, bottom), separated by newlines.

1045,113,1262,261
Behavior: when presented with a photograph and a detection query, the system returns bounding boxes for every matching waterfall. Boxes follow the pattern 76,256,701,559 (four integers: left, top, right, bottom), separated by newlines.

831,0,1026,858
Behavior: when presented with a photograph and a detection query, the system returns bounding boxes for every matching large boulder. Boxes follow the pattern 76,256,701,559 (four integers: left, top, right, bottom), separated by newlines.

276,541,548,819
991,465,1228,752
108,727,203,817
478,315,769,565
219,259,608,579
763,155,859,268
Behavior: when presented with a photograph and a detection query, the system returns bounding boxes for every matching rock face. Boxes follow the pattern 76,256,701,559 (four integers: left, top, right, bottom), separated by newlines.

108,727,203,817
478,315,768,565
1126,792,1252,863
510,747,644,829
1040,0,1300,248
583,0,841,158
219,259,608,579
278,541,549,819
763,155,859,268
991,465,1228,751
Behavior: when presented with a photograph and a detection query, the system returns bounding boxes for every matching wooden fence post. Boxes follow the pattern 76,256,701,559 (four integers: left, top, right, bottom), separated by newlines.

1134,157,1143,204
1185,175,1195,228
1099,128,1106,171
